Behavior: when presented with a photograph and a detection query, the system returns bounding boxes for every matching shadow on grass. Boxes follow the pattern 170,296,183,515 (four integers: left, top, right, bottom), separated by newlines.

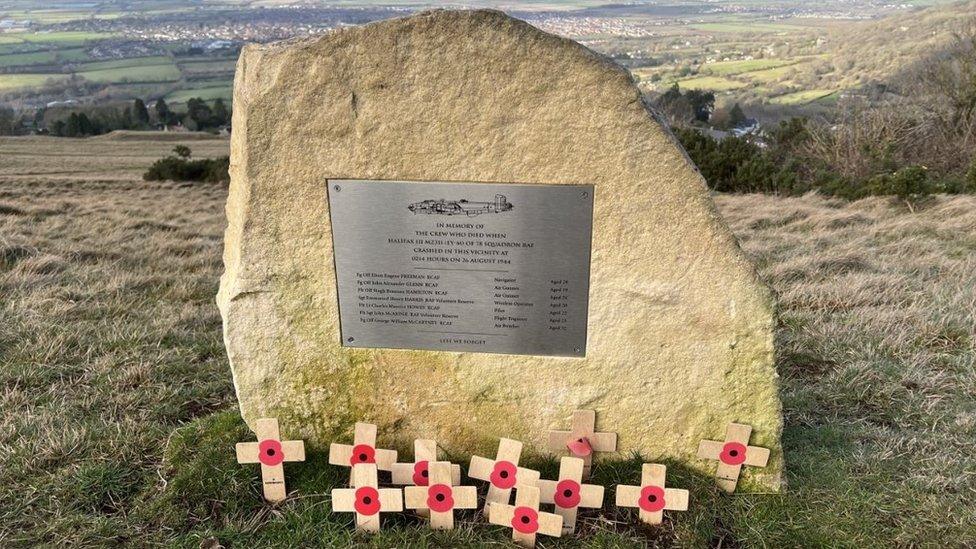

143,410,788,548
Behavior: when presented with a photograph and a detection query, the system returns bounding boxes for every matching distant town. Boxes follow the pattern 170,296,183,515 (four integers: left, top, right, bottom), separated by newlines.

0,0,967,138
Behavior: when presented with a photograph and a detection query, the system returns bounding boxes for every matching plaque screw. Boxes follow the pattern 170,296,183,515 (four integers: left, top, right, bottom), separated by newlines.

334,185,342,192
347,337,355,343
574,347,582,353
580,191,588,199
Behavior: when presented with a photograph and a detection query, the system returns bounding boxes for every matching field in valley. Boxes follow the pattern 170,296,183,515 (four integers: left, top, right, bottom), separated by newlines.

1,135,974,547
621,0,975,108
0,28,235,106
1,0,972,111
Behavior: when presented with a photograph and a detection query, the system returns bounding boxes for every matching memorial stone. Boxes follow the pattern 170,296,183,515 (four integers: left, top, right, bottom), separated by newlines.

217,9,783,489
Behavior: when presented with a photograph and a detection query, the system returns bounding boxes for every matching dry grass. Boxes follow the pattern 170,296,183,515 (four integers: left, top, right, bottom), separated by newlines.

0,160,231,544
0,135,974,546
0,132,228,182
717,192,976,543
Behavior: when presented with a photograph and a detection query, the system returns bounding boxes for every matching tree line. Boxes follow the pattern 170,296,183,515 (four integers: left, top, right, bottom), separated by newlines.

50,97,230,137
0,96,231,137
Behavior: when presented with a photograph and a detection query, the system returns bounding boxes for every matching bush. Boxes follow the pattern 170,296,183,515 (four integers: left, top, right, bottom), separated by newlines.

673,120,976,200
673,127,800,194
143,146,229,184
863,165,933,201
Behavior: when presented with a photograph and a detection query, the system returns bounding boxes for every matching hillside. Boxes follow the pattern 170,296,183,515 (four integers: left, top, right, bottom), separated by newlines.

818,0,975,91
0,133,227,181
643,0,976,108
1,134,974,545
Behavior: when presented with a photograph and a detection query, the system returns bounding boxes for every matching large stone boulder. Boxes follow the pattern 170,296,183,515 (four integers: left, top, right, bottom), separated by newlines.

218,9,782,489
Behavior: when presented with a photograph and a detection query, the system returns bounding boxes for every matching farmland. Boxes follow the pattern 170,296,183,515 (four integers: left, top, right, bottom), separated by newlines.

0,26,232,105
669,75,746,92
78,63,182,84
0,73,65,90
164,84,231,104
0,0,971,111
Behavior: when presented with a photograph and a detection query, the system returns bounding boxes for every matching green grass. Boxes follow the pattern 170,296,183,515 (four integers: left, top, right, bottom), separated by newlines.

165,85,233,104
740,64,805,83
177,59,238,75
0,48,89,67
76,56,175,72
0,44,35,55
768,89,837,105
2,161,973,546
4,9,96,23
0,73,68,90
701,58,795,76
690,21,805,33
176,58,238,67
816,90,843,105
5,31,114,47
673,75,749,91
78,64,182,84
152,412,728,547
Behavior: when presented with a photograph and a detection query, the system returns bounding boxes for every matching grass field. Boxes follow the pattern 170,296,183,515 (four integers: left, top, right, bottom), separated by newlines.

701,58,796,76
177,58,237,71
10,31,114,45
673,75,749,91
0,9,112,23
689,21,806,33
76,56,175,72
78,63,182,84
0,134,229,181
740,64,804,83
768,89,837,105
0,135,974,547
0,73,68,90
0,47,89,67
165,84,233,104
0,37,232,98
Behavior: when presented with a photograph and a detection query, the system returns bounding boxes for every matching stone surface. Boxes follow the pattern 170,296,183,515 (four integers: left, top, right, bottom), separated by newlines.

217,9,782,489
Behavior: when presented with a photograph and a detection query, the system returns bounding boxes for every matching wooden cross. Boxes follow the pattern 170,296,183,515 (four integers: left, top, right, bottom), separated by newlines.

615,463,689,525
537,456,604,534
391,438,462,486
235,417,305,502
697,422,770,492
548,410,617,479
391,438,461,518
331,464,404,532
403,461,478,530
469,438,541,514
328,422,398,484
488,484,563,548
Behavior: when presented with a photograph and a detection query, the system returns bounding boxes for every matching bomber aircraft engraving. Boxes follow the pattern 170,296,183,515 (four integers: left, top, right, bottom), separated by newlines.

408,194,513,216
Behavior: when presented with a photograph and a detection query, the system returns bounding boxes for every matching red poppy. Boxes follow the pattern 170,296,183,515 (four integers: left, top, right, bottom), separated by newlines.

257,439,283,466
426,483,454,513
490,460,518,489
511,506,539,534
354,486,381,516
350,444,376,466
638,485,666,513
719,442,747,466
553,479,581,509
412,460,430,486
566,436,593,457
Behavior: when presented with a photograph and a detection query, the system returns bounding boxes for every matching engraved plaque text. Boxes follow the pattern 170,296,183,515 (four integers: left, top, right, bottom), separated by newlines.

327,179,594,357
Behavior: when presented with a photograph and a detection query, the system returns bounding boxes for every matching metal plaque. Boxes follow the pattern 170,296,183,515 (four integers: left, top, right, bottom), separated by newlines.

327,179,594,357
